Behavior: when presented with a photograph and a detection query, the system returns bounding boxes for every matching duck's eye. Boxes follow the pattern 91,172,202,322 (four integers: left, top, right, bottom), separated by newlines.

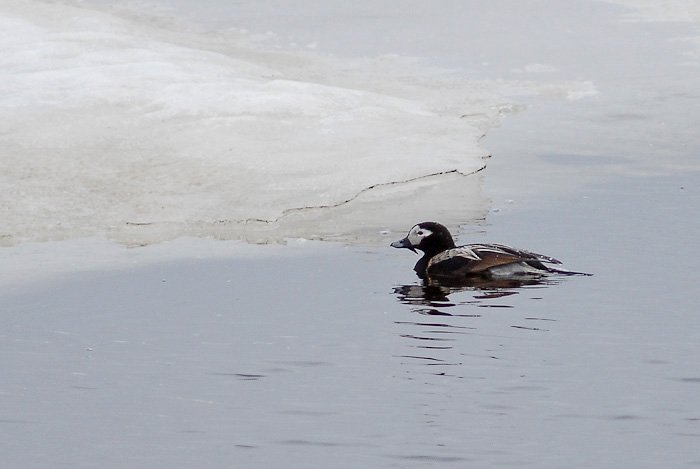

417,230,424,236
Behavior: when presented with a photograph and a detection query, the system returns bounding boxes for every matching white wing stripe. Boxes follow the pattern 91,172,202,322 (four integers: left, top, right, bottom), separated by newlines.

426,243,561,271
427,247,482,269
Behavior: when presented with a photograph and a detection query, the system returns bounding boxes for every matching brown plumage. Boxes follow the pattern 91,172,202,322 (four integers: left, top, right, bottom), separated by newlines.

391,222,588,279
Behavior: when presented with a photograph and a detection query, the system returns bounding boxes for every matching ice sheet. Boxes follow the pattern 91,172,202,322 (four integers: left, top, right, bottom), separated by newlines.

0,0,595,246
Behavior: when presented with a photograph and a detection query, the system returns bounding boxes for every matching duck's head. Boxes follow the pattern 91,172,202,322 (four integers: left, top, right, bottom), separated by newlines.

390,222,456,255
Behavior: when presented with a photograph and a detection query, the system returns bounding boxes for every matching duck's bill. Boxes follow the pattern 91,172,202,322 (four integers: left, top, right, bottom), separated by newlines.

390,237,416,253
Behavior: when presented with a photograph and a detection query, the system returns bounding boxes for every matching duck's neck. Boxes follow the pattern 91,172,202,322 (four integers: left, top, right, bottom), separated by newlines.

413,255,430,277
413,243,453,277
411,229,456,276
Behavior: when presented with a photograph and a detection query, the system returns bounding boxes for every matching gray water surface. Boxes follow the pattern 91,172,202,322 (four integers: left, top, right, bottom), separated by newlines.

2,173,699,468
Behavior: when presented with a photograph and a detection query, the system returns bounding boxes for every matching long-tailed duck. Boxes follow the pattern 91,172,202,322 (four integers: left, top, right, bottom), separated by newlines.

391,222,589,279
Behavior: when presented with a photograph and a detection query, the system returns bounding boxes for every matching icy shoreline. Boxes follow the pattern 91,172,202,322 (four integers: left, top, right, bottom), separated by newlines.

0,0,595,246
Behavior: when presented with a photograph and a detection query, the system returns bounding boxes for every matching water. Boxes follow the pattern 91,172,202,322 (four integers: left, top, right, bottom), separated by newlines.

2,172,700,468
2,0,700,467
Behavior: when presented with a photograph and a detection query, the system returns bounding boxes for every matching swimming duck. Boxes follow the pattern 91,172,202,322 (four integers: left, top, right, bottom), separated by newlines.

391,222,588,279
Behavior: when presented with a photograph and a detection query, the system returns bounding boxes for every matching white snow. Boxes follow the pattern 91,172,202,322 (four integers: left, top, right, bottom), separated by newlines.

0,0,595,246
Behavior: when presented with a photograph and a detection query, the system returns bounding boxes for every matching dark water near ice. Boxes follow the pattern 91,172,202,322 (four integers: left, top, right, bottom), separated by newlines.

2,171,700,468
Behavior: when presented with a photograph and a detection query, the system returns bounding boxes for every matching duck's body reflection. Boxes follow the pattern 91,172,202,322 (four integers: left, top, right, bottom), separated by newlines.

393,275,557,309
391,276,566,372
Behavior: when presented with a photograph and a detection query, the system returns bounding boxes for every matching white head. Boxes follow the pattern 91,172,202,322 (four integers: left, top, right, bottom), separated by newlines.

390,222,446,253
405,224,433,247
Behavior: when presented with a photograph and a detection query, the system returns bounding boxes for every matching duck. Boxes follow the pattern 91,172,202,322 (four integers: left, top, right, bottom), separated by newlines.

391,221,589,280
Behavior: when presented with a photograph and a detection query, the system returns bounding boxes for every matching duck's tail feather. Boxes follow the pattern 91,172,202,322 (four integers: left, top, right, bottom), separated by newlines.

544,265,593,276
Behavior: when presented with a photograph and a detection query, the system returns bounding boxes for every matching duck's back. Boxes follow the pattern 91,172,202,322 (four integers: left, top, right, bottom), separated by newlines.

426,243,562,278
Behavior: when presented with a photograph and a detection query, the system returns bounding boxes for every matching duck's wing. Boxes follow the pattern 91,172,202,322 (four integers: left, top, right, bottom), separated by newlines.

426,246,488,276
427,244,562,277
468,243,563,266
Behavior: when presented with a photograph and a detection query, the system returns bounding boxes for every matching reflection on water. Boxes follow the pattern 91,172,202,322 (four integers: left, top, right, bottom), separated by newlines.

392,276,564,371
393,276,560,309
